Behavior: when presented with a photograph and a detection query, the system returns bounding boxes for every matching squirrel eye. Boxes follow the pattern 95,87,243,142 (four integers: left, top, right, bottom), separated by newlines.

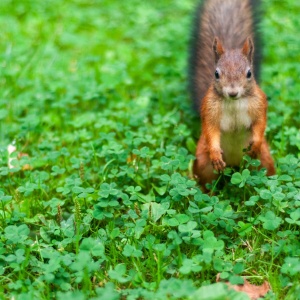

215,70,220,79
246,70,252,79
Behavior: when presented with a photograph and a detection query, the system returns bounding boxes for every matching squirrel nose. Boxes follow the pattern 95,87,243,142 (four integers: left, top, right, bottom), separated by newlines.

229,92,238,98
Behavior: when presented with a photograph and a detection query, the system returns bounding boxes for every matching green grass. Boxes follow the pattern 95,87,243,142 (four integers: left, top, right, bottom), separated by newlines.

0,0,299,299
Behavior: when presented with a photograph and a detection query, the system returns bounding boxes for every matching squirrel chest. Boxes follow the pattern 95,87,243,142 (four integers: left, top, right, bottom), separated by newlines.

220,98,252,166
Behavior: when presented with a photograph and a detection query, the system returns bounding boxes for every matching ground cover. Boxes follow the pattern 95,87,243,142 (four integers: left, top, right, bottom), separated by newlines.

0,0,299,299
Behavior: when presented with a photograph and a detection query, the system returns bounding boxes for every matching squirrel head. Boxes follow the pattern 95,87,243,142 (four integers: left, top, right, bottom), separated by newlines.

212,37,256,100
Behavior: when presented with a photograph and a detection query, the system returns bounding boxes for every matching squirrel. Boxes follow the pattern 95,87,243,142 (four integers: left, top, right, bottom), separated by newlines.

188,0,275,189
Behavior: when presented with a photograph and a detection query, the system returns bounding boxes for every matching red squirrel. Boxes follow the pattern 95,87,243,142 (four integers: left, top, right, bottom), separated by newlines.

188,0,275,189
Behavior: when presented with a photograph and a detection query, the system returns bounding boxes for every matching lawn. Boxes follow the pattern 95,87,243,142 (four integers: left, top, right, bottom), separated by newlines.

0,0,299,299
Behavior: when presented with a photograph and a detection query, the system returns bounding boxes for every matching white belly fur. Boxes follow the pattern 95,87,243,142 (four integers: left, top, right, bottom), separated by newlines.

220,98,252,166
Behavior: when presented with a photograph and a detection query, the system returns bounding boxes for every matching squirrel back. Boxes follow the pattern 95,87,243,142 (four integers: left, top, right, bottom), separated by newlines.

188,0,262,110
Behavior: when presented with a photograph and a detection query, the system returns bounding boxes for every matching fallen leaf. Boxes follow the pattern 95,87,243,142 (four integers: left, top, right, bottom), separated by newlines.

127,154,137,164
17,152,29,159
18,152,32,170
216,273,270,300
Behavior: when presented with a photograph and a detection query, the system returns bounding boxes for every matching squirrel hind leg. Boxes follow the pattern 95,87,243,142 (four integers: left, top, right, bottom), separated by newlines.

260,140,276,176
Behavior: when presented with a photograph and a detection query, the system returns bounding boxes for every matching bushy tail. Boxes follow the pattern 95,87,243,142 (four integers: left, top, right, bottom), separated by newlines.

188,0,262,111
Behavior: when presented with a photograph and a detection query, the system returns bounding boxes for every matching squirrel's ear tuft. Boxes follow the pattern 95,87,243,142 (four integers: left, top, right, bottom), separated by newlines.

242,37,254,63
213,37,224,63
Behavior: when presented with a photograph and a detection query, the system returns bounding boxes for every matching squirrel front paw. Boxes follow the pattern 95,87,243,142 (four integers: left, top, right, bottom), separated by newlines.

210,149,226,172
247,150,258,159
247,141,260,158
211,157,226,172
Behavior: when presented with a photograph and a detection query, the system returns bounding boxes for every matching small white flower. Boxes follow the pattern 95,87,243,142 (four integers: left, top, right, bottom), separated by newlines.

7,143,17,169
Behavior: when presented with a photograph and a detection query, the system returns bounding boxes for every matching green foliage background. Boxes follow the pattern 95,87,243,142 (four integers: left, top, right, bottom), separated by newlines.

0,0,299,299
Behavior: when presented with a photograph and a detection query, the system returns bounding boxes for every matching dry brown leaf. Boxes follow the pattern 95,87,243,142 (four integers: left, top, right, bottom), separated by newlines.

17,152,29,159
216,273,270,300
18,152,32,170
22,163,33,171
127,154,137,164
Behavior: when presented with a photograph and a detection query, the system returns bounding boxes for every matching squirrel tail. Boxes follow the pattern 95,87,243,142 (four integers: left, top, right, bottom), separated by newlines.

249,0,263,82
188,0,263,111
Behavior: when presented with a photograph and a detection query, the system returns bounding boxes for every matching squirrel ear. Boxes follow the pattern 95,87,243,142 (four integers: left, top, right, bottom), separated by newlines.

242,37,254,62
213,37,224,63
